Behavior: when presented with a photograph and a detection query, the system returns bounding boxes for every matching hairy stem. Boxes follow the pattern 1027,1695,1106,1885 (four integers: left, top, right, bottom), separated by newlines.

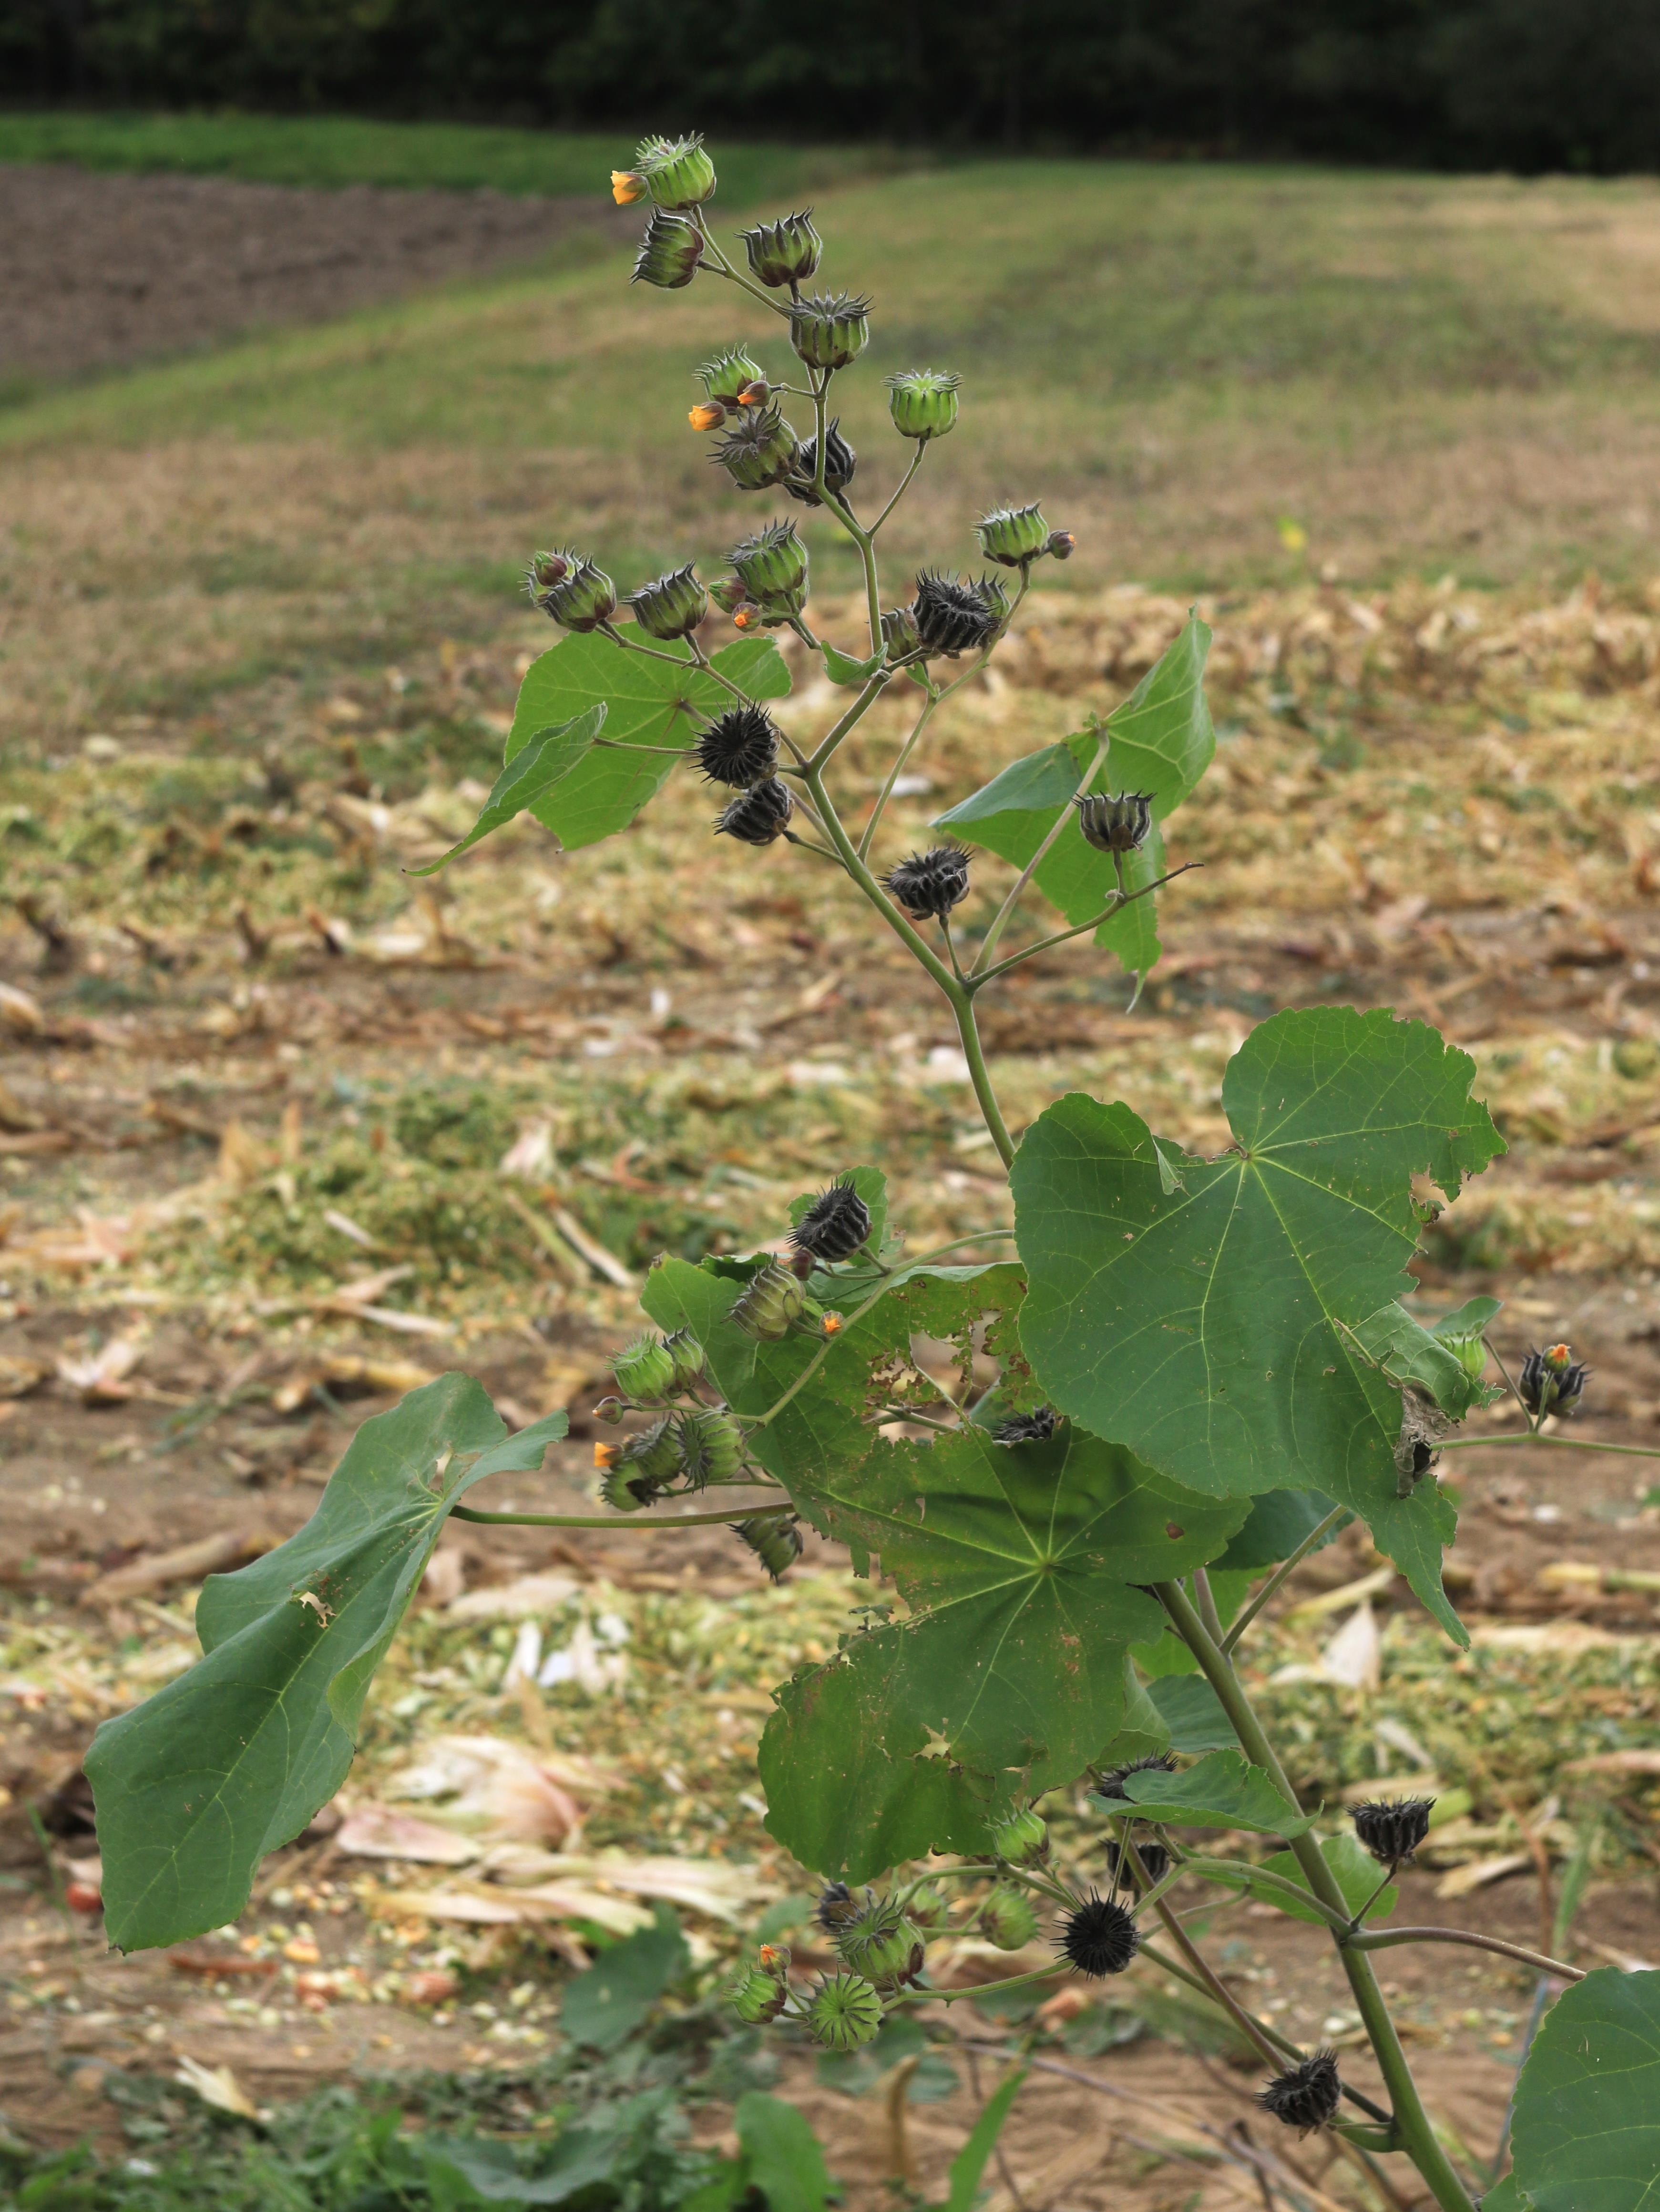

1221,1505,1351,1654
451,1503,778,1529
1348,1928,1584,1981
1154,1582,1477,2212
1438,1430,1660,1462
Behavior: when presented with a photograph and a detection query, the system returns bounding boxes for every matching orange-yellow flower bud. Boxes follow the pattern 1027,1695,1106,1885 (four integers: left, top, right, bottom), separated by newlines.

688,401,725,433
736,379,770,407
821,1312,844,1335
732,606,758,629
594,1440,620,1470
612,170,646,205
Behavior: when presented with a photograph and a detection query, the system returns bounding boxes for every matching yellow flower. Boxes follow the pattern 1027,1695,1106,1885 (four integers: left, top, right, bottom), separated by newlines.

611,170,646,206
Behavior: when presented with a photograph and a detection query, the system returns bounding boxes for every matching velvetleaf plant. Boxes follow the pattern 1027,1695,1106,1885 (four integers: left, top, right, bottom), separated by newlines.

85,134,1660,2212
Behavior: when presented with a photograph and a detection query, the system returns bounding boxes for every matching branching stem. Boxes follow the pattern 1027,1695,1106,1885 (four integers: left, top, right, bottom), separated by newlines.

1221,1505,1351,1654
1346,1927,1584,1981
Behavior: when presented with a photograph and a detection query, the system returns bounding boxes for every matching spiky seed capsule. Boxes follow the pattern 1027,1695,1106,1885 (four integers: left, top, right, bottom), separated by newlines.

696,703,780,789
664,1328,706,1389
738,208,823,288
698,345,766,405
1351,1798,1435,1866
836,1897,923,1988
632,132,717,210
995,1408,1058,1446
1074,791,1153,854
628,563,707,642
788,419,858,506
1519,1343,1588,1417
816,1882,864,1933
908,1883,952,1932
734,1509,804,1581
805,1970,884,2050
790,291,871,373
618,1415,682,1486
790,1176,873,1265
881,605,922,657
730,1256,808,1339
991,1806,1049,1863
528,548,617,634
976,502,1052,566
1094,1752,1178,1805
886,369,961,442
911,571,1004,657
884,845,971,922
674,1406,746,1488
613,1334,678,1404
713,404,799,492
1258,2051,1342,2134
980,1886,1040,1951
728,519,809,609
1058,1893,1141,1978
632,210,704,290
599,1463,669,1513
728,1961,789,2024
1112,1839,1171,1890
715,777,794,847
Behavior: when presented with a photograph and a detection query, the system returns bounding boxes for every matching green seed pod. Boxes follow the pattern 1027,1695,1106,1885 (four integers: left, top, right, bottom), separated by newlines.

980,1886,1040,1952
976,503,1052,567
729,519,809,607
698,345,766,406
634,133,717,210
713,405,799,492
907,1883,952,1933
728,1955,790,2025
730,1257,807,1341
527,547,617,634
674,1406,747,1488
613,1334,678,1405
633,210,704,290
1443,1334,1489,1384
837,1898,923,1991
881,605,922,658
805,1971,884,2051
628,563,707,642
598,1464,652,1513
1073,790,1153,855
620,1414,682,1487
734,1509,804,1581
789,291,871,373
886,369,960,442
664,1328,706,1389
739,208,823,288
991,1806,1049,1864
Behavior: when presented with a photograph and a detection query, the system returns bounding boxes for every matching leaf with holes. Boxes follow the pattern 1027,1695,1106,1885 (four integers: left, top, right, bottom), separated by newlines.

1011,1006,1504,1639
86,1379,567,1951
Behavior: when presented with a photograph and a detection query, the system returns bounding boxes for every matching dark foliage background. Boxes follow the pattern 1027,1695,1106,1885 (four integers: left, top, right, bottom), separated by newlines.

6,0,1660,174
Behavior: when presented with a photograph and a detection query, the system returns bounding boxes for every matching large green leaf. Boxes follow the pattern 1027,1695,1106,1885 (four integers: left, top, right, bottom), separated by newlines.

508,633,789,850
86,1379,568,1951
561,1904,688,2052
757,1424,1246,1877
1011,1006,1505,1639
933,618,1213,977
1117,1749,1315,1834
1508,1969,1660,2212
408,706,605,874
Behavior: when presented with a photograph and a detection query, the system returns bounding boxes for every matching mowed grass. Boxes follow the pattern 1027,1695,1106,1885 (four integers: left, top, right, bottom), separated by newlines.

10,138,1660,745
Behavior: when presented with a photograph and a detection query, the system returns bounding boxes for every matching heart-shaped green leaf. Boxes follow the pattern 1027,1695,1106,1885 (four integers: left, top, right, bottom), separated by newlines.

86,1379,567,1951
1118,1749,1314,1835
1509,1968,1660,2212
408,706,605,874
1012,1006,1504,1639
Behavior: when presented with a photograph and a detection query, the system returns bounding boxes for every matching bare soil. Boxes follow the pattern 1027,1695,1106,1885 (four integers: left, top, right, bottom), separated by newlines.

0,165,632,383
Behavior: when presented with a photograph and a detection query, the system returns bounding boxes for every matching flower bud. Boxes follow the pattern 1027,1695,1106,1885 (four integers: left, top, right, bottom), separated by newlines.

886,369,960,442
738,208,822,289
790,1175,872,1265
976,502,1052,567
632,211,704,290
731,1256,807,1338
788,420,857,507
715,778,794,846
789,291,871,373
594,1396,627,1425
674,1406,747,1488
628,563,708,642
980,1886,1039,1951
805,1970,883,2051
611,170,646,206
881,606,922,658
632,132,717,211
698,346,766,407
734,1508,804,1581
884,845,971,922
713,405,799,493
1073,791,1153,854
688,401,725,433
527,547,617,634
737,379,770,407
911,571,1004,658
990,1806,1049,1864
614,1333,679,1404
664,1328,705,1389
1520,1342,1588,1417
1046,530,1077,560
728,1961,790,2025
1443,1334,1489,1385
729,520,809,614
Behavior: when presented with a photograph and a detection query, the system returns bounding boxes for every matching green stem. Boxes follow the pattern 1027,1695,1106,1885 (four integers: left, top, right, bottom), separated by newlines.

871,443,925,535
1153,1583,1477,2212
693,217,792,319
952,991,1017,1168
1221,1504,1351,1654
973,730,1108,975
969,864,1203,990
1438,1430,1660,1461
1348,1928,1584,1982
450,1504,775,1529
859,689,941,862
805,672,890,778
890,1963,1066,2009
1186,1855,1353,1934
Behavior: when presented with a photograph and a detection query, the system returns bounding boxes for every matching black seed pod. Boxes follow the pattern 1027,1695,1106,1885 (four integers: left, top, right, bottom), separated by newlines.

716,777,794,845
734,1509,804,1581
1519,1343,1589,1418
816,1881,864,1933
1111,1839,1171,1890
1074,791,1153,854
884,845,970,921
1058,1893,1141,1978
1351,1798,1435,1866
995,1408,1057,1446
912,571,1005,658
788,419,858,506
696,703,781,788
1094,1752,1177,1805
791,1175,872,1265
1259,2051,1342,2134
